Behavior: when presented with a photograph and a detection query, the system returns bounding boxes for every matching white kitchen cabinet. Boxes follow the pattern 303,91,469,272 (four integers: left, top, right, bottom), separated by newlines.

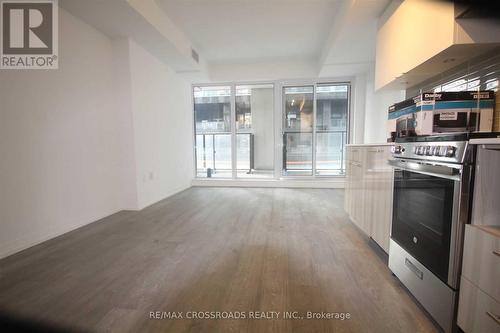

459,226,500,332
471,144,500,227
344,145,393,253
458,275,500,333
457,142,500,333
345,146,364,230
375,0,500,91
461,225,500,302
363,147,393,252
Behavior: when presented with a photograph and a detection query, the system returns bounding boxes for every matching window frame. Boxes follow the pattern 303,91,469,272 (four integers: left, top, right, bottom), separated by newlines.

192,79,352,180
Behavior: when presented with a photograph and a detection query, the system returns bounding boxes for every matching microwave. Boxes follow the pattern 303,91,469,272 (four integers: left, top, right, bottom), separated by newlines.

433,110,479,133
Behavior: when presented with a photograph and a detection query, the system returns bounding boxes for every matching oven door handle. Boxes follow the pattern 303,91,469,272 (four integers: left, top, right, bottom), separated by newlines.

388,159,462,181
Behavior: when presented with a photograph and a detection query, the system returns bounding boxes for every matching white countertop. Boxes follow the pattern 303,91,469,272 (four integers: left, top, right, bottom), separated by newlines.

469,138,500,145
346,142,394,147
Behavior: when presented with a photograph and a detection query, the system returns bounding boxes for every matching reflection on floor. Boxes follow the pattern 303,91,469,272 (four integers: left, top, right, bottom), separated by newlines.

283,170,346,176
196,169,274,178
0,188,438,332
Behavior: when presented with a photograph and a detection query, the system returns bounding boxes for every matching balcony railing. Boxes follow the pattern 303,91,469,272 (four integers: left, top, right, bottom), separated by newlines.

283,130,347,175
196,130,347,177
195,133,253,177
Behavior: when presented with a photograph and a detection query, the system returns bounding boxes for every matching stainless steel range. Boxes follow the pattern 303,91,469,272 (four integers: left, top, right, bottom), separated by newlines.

387,133,483,333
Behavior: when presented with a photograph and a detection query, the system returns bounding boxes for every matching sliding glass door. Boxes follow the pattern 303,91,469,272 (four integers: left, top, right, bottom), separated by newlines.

282,86,314,176
194,86,232,178
194,84,274,178
236,84,274,178
282,83,349,177
194,82,349,179
315,84,349,175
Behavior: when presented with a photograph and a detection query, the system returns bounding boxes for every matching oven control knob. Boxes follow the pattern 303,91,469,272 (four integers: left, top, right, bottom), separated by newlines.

445,146,456,157
392,145,403,154
417,146,424,155
413,236,418,244
436,146,445,156
433,146,441,156
425,146,432,156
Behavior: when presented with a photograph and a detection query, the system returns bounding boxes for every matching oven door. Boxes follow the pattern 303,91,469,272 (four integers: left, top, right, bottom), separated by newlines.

388,159,469,289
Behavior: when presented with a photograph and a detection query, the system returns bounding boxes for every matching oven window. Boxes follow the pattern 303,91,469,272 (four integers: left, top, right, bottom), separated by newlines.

392,169,455,283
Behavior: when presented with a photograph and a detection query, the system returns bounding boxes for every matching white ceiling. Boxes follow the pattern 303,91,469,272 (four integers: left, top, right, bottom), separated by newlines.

158,0,343,64
322,1,389,65
62,0,392,80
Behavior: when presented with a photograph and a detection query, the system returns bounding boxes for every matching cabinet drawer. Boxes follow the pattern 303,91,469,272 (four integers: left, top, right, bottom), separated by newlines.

347,147,362,164
462,225,500,302
458,276,500,333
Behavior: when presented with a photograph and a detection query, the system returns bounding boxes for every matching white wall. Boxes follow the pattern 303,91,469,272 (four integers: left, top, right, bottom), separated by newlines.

0,9,124,258
128,39,193,209
112,38,139,210
363,66,405,143
351,73,367,144
0,10,194,258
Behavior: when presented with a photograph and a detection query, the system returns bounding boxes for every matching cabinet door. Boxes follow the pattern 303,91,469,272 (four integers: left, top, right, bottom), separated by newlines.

344,147,353,216
346,145,393,249
462,225,500,302
350,158,359,225
357,147,370,235
345,147,360,220
370,168,393,253
350,147,366,232
472,147,500,226
362,148,376,237
458,276,500,333
364,146,393,252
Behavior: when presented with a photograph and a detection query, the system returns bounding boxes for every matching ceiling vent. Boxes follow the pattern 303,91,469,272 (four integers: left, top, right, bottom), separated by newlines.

191,48,199,63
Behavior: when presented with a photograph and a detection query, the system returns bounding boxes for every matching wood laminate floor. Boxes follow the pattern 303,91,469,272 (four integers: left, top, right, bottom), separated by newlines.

0,187,438,333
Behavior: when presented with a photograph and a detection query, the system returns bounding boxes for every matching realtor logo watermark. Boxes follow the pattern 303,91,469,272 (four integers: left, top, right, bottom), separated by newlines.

1,0,58,69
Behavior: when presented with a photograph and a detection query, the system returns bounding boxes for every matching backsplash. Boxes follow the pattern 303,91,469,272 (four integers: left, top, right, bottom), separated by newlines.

406,47,500,132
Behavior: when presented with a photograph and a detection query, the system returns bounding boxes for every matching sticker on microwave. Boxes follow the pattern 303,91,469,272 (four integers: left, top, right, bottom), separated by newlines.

439,112,458,121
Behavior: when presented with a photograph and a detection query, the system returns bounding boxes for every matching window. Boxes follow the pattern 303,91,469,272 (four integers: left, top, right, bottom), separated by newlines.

236,84,274,178
194,84,274,179
283,86,314,176
315,84,348,176
194,86,232,178
193,81,350,179
282,84,349,176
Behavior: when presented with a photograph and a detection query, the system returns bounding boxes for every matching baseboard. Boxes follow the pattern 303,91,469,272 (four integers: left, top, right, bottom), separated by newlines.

0,185,192,260
136,184,192,210
0,209,122,260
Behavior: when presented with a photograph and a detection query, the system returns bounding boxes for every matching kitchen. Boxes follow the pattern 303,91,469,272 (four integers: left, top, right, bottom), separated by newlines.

344,2,500,331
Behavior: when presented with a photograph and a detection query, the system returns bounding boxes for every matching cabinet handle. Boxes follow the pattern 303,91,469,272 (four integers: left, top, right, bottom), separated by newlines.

486,311,500,325
493,250,500,258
